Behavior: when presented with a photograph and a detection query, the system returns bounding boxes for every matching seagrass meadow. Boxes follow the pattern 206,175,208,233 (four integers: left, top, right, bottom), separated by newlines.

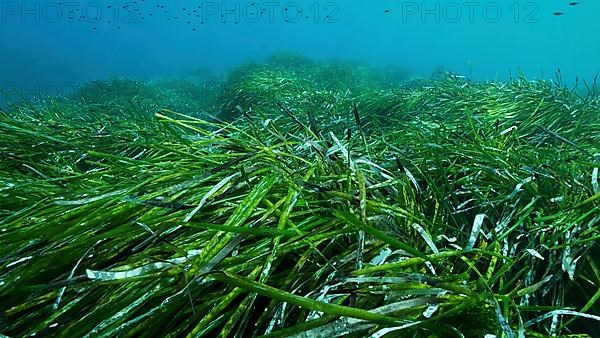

1,55,600,337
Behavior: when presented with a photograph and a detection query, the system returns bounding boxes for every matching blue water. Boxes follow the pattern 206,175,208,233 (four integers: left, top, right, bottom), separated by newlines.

1,1,599,105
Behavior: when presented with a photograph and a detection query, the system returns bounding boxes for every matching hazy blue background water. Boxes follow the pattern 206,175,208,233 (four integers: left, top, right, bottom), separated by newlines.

1,0,598,105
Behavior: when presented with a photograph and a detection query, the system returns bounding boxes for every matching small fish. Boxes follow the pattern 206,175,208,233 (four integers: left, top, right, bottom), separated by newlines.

306,110,320,138
395,155,405,172
294,179,324,193
553,11,565,16
569,2,580,6
277,102,310,131
124,196,195,210
210,152,257,174
384,9,391,13
352,102,361,127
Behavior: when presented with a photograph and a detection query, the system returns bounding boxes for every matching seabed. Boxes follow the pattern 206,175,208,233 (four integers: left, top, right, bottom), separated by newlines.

1,53,599,337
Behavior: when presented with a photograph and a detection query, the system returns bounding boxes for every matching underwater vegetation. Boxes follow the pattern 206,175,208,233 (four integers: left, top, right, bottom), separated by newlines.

0,53,599,337
68,73,224,116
